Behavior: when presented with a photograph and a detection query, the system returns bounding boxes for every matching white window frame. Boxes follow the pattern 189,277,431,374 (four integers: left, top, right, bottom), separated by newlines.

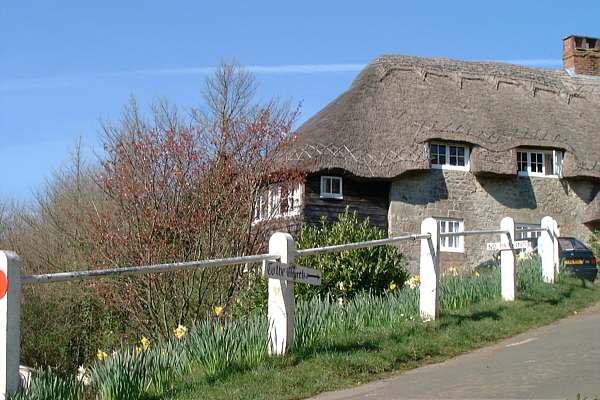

320,176,343,199
516,149,563,178
253,183,304,223
430,142,470,171
285,183,303,217
436,218,465,253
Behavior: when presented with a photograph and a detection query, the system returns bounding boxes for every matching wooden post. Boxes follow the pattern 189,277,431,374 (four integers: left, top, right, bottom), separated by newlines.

540,216,555,283
267,233,295,355
420,218,439,320
0,251,21,399
500,217,516,301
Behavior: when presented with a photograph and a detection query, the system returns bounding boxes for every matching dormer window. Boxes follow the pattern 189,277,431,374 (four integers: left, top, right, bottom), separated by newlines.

320,176,343,199
516,149,563,178
430,142,470,171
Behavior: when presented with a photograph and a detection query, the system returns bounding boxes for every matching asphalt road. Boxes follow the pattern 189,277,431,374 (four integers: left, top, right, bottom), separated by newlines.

312,303,600,400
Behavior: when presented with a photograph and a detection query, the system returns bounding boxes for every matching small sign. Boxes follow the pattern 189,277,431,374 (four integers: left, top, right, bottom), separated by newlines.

0,270,7,300
486,240,529,252
263,261,321,286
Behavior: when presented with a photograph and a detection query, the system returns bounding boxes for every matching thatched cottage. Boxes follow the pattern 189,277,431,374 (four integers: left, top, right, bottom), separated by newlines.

258,35,600,271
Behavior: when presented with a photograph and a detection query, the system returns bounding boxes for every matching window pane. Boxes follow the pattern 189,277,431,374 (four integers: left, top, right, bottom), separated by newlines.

517,152,527,172
449,146,457,166
431,144,447,165
455,146,465,166
532,153,543,173
544,153,554,175
430,144,438,165
331,178,341,194
438,145,446,165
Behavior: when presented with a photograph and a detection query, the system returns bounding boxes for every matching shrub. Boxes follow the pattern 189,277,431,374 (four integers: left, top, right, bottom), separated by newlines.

590,227,600,258
294,208,409,302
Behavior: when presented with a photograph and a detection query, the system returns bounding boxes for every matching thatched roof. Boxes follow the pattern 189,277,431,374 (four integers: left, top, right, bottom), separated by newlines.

585,195,600,224
275,55,600,180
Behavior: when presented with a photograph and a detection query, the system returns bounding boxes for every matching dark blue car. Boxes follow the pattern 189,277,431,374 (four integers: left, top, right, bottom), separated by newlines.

558,237,598,281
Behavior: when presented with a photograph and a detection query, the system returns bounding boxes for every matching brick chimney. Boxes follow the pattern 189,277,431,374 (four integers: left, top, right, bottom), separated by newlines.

563,35,600,76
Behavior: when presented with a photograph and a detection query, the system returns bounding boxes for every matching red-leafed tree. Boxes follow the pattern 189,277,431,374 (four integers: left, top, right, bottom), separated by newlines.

84,62,301,336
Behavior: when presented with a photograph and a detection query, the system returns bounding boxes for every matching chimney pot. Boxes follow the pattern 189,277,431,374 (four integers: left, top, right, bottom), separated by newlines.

563,35,600,77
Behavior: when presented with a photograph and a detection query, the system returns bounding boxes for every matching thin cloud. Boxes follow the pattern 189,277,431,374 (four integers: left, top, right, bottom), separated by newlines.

1,63,367,92
123,63,367,77
492,59,563,67
0,60,564,93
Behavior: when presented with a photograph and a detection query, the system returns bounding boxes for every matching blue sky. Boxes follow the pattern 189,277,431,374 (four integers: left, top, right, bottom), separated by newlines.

1,1,598,202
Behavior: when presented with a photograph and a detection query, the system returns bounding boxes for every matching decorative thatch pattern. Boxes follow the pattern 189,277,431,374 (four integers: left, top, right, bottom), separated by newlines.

276,55,600,179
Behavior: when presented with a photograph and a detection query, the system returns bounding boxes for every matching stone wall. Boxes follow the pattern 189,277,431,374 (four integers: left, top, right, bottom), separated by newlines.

388,169,599,273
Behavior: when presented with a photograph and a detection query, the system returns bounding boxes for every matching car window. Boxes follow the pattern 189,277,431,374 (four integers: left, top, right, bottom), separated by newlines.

559,238,589,251
570,238,589,250
559,238,573,250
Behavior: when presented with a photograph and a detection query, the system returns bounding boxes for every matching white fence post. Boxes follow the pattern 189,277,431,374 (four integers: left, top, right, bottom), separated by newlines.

267,233,295,355
540,216,555,283
552,219,560,276
0,251,21,399
500,217,516,301
420,217,439,320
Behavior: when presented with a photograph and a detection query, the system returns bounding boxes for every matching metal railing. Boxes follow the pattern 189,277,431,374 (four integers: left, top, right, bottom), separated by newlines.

296,233,430,257
439,229,509,238
22,253,280,284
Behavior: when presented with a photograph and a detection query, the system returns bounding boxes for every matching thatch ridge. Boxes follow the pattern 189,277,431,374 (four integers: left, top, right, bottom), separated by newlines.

276,54,600,180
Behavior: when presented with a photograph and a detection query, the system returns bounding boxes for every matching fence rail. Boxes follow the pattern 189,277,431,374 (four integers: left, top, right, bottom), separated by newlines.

295,233,430,257
21,253,280,284
439,229,509,238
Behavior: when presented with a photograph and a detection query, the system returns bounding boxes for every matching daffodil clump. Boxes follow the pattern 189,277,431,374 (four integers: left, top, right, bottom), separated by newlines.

517,250,533,261
405,275,421,289
446,265,459,276
174,324,188,340
96,350,108,362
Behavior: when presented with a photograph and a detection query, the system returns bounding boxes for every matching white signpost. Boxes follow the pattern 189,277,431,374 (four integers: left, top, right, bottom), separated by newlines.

263,261,322,286
486,240,529,252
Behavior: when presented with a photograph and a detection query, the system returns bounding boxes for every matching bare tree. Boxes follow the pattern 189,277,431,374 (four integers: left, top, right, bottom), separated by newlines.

81,62,301,336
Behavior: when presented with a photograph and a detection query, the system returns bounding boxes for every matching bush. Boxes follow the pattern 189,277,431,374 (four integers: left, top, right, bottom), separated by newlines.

294,208,408,302
590,227,600,258
21,285,126,370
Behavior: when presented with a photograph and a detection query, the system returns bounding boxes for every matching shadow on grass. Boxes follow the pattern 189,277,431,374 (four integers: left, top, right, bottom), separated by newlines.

292,339,381,361
438,307,505,329
519,285,575,305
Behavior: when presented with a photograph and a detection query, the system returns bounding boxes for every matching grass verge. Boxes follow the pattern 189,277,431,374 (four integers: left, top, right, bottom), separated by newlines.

170,272,600,399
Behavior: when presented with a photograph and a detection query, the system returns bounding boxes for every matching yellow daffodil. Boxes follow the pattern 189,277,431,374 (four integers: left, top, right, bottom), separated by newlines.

388,281,397,291
447,266,458,276
140,336,151,351
174,324,188,340
96,349,108,362
135,346,142,355
474,271,480,277
214,306,224,317
406,275,421,289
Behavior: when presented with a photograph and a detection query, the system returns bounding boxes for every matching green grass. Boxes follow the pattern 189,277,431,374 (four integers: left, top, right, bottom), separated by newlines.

169,263,600,400
12,259,600,400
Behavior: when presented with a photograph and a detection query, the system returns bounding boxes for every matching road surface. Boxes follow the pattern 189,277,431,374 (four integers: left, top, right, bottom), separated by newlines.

312,303,600,400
